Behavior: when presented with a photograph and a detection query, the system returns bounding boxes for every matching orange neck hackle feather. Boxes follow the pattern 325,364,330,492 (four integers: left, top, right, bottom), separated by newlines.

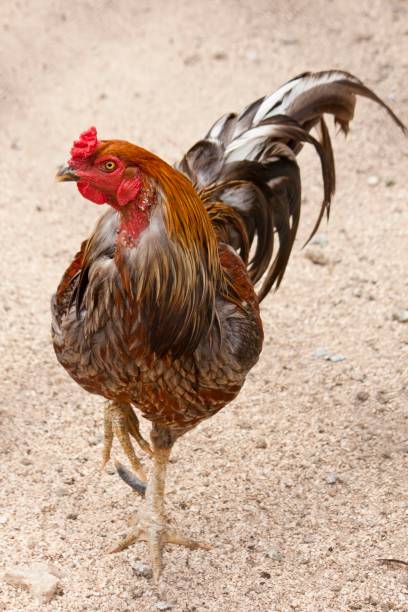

97,139,224,284
91,140,227,357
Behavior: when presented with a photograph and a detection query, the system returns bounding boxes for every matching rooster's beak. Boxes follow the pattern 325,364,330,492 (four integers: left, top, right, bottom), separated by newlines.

56,165,79,182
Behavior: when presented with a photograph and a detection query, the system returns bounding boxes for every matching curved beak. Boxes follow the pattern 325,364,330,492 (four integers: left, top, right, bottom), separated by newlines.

55,164,79,182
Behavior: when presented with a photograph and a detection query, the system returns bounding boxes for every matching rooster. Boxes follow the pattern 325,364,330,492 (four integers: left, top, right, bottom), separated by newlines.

52,70,405,583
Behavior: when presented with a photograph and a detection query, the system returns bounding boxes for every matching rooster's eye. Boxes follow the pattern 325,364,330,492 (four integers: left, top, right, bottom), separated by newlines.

102,160,117,172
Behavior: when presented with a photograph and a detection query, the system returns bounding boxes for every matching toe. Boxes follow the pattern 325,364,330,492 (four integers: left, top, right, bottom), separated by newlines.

107,528,141,554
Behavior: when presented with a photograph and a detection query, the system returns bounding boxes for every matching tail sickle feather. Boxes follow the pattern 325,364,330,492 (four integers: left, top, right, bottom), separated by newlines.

177,70,406,302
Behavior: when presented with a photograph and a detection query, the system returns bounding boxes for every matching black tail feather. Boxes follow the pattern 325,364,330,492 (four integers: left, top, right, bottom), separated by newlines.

177,70,406,301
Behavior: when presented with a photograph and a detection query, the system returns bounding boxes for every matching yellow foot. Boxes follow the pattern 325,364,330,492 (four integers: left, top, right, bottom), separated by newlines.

102,402,153,481
108,518,210,583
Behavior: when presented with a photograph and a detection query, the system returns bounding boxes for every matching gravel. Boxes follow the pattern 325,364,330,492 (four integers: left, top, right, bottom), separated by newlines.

1,1,407,611
326,472,339,485
367,175,380,186
130,562,153,578
155,602,173,611
266,547,284,562
305,247,331,266
356,390,370,402
392,309,408,323
328,353,347,363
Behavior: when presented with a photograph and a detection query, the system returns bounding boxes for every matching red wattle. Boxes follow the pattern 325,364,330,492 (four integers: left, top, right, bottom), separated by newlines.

119,208,149,242
77,181,107,205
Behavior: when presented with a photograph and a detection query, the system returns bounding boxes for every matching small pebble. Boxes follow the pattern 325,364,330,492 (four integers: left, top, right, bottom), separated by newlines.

328,353,346,363
0,515,9,525
130,561,152,578
66,513,78,520
315,348,346,362
266,546,283,561
213,51,227,61
155,602,172,611
183,54,200,66
4,562,61,604
367,175,379,186
356,390,369,402
255,438,267,449
326,472,338,484
305,248,330,266
392,309,408,323
260,570,271,579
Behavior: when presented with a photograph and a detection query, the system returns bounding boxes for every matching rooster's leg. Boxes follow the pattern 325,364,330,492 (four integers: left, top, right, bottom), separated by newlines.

109,427,210,584
102,402,153,482
144,445,170,581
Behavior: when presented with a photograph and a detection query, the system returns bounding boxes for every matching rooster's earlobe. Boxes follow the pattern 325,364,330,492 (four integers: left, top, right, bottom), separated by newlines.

117,176,143,206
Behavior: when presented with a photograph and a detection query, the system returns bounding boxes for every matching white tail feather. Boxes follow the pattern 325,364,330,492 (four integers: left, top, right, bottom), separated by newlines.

208,113,232,140
225,125,285,161
272,71,361,118
252,76,303,123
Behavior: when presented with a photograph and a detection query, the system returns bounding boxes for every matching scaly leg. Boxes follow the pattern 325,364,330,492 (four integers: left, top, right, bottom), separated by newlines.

108,432,210,584
102,402,153,482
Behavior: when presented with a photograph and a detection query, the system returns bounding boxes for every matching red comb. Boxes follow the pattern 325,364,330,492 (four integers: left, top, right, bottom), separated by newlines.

70,126,99,161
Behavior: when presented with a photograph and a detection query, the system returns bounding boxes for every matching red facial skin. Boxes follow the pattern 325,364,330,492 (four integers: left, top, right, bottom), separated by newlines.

71,156,135,205
70,154,151,244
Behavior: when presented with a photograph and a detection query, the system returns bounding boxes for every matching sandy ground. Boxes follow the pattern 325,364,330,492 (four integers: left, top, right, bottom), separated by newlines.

1,0,408,610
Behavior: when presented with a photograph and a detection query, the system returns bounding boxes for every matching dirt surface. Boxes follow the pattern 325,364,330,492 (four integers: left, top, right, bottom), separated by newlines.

1,1,408,610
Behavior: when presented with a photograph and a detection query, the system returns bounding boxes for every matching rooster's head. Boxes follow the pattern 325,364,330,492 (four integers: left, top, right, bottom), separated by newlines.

56,126,219,258
56,126,149,208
